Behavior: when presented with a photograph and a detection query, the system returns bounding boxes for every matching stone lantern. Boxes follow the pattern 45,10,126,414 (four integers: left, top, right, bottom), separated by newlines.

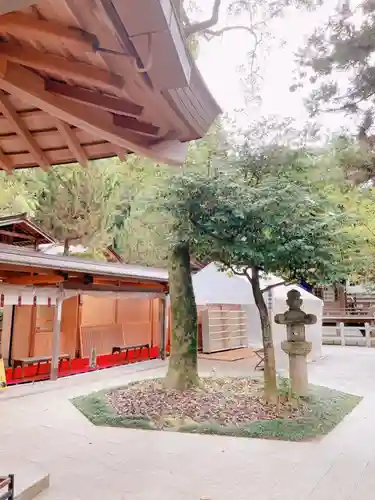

274,289,317,397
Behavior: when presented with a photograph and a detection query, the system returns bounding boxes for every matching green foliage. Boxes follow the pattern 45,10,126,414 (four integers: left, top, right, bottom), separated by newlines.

0,171,38,215
34,162,122,253
160,149,361,285
111,156,173,265
115,123,228,266
295,0,375,119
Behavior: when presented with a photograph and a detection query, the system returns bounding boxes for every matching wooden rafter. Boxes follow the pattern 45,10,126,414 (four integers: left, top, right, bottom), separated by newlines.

0,90,50,170
45,80,143,117
113,115,160,137
0,229,36,240
65,0,191,138
55,119,88,167
0,147,12,173
0,41,124,93
0,12,98,53
0,60,185,165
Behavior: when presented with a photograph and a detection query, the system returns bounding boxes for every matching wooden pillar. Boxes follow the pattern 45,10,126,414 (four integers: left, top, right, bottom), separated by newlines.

150,299,155,348
159,296,167,360
28,299,37,357
75,295,82,358
50,295,63,381
0,306,12,367
114,297,119,324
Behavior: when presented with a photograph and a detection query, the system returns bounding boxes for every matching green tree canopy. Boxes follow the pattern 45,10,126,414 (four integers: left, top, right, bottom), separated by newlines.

160,148,363,397
34,163,122,255
0,172,38,216
115,123,228,267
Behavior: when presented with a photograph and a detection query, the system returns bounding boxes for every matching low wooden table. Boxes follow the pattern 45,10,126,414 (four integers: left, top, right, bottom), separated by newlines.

12,354,71,379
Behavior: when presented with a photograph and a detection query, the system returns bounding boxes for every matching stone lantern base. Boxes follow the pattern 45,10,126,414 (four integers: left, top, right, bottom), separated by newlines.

281,340,312,397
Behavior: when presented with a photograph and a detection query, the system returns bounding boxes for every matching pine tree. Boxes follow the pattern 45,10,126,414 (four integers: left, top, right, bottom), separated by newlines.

34,163,121,255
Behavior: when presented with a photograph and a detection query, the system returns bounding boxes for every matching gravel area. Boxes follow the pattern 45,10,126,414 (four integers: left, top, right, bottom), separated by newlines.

106,377,308,427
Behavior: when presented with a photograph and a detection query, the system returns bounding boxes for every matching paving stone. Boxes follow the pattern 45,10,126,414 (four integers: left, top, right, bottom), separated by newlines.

1,349,375,500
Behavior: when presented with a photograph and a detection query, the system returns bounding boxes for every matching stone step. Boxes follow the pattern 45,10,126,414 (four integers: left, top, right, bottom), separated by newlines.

1,464,49,500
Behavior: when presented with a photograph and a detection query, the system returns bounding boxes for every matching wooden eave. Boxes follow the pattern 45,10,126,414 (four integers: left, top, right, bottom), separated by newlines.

0,246,168,293
0,0,221,172
0,213,56,246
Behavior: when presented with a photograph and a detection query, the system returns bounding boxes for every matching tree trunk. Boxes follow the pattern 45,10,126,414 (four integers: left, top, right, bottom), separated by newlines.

63,238,69,256
250,267,278,403
165,242,199,390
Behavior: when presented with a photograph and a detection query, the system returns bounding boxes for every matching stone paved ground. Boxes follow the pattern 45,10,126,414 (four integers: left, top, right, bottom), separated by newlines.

1,347,375,500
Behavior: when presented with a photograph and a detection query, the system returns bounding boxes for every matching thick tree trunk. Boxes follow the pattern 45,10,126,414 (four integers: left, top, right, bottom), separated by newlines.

165,242,199,390
250,267,278,403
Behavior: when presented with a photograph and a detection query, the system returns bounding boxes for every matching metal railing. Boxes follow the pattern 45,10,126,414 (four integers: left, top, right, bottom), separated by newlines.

0,475,14,500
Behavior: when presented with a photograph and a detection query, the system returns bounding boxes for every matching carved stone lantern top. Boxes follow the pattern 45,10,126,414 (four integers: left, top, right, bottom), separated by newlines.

274,289,317,342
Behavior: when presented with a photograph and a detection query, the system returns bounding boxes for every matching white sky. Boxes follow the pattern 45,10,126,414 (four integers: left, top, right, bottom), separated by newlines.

195,0,354,134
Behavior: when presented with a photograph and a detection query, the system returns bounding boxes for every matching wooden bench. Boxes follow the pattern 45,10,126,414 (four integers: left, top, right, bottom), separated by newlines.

112,343,150,361
12,354,71,379
254,348,264,370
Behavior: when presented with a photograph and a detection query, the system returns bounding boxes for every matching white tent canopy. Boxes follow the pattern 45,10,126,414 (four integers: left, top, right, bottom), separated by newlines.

192,263,253,306
192,263,323,373
192,263,321,305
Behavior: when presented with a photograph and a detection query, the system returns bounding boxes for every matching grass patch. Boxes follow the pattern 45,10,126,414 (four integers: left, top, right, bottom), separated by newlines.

72,379,362,441
73,390,156,430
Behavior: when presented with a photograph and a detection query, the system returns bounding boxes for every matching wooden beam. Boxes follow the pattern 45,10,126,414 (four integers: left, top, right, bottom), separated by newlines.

45,80,143,117
115,147,127,161
0,61,186,165
0,147,12,173
0,229,36,241
0,12,98,53
55,119,88,167
6,274,64,285
51,294,63,380
92,276,164,290
0,42,124,94
113,115,160,137
0,90,50,170
64,282,166,294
